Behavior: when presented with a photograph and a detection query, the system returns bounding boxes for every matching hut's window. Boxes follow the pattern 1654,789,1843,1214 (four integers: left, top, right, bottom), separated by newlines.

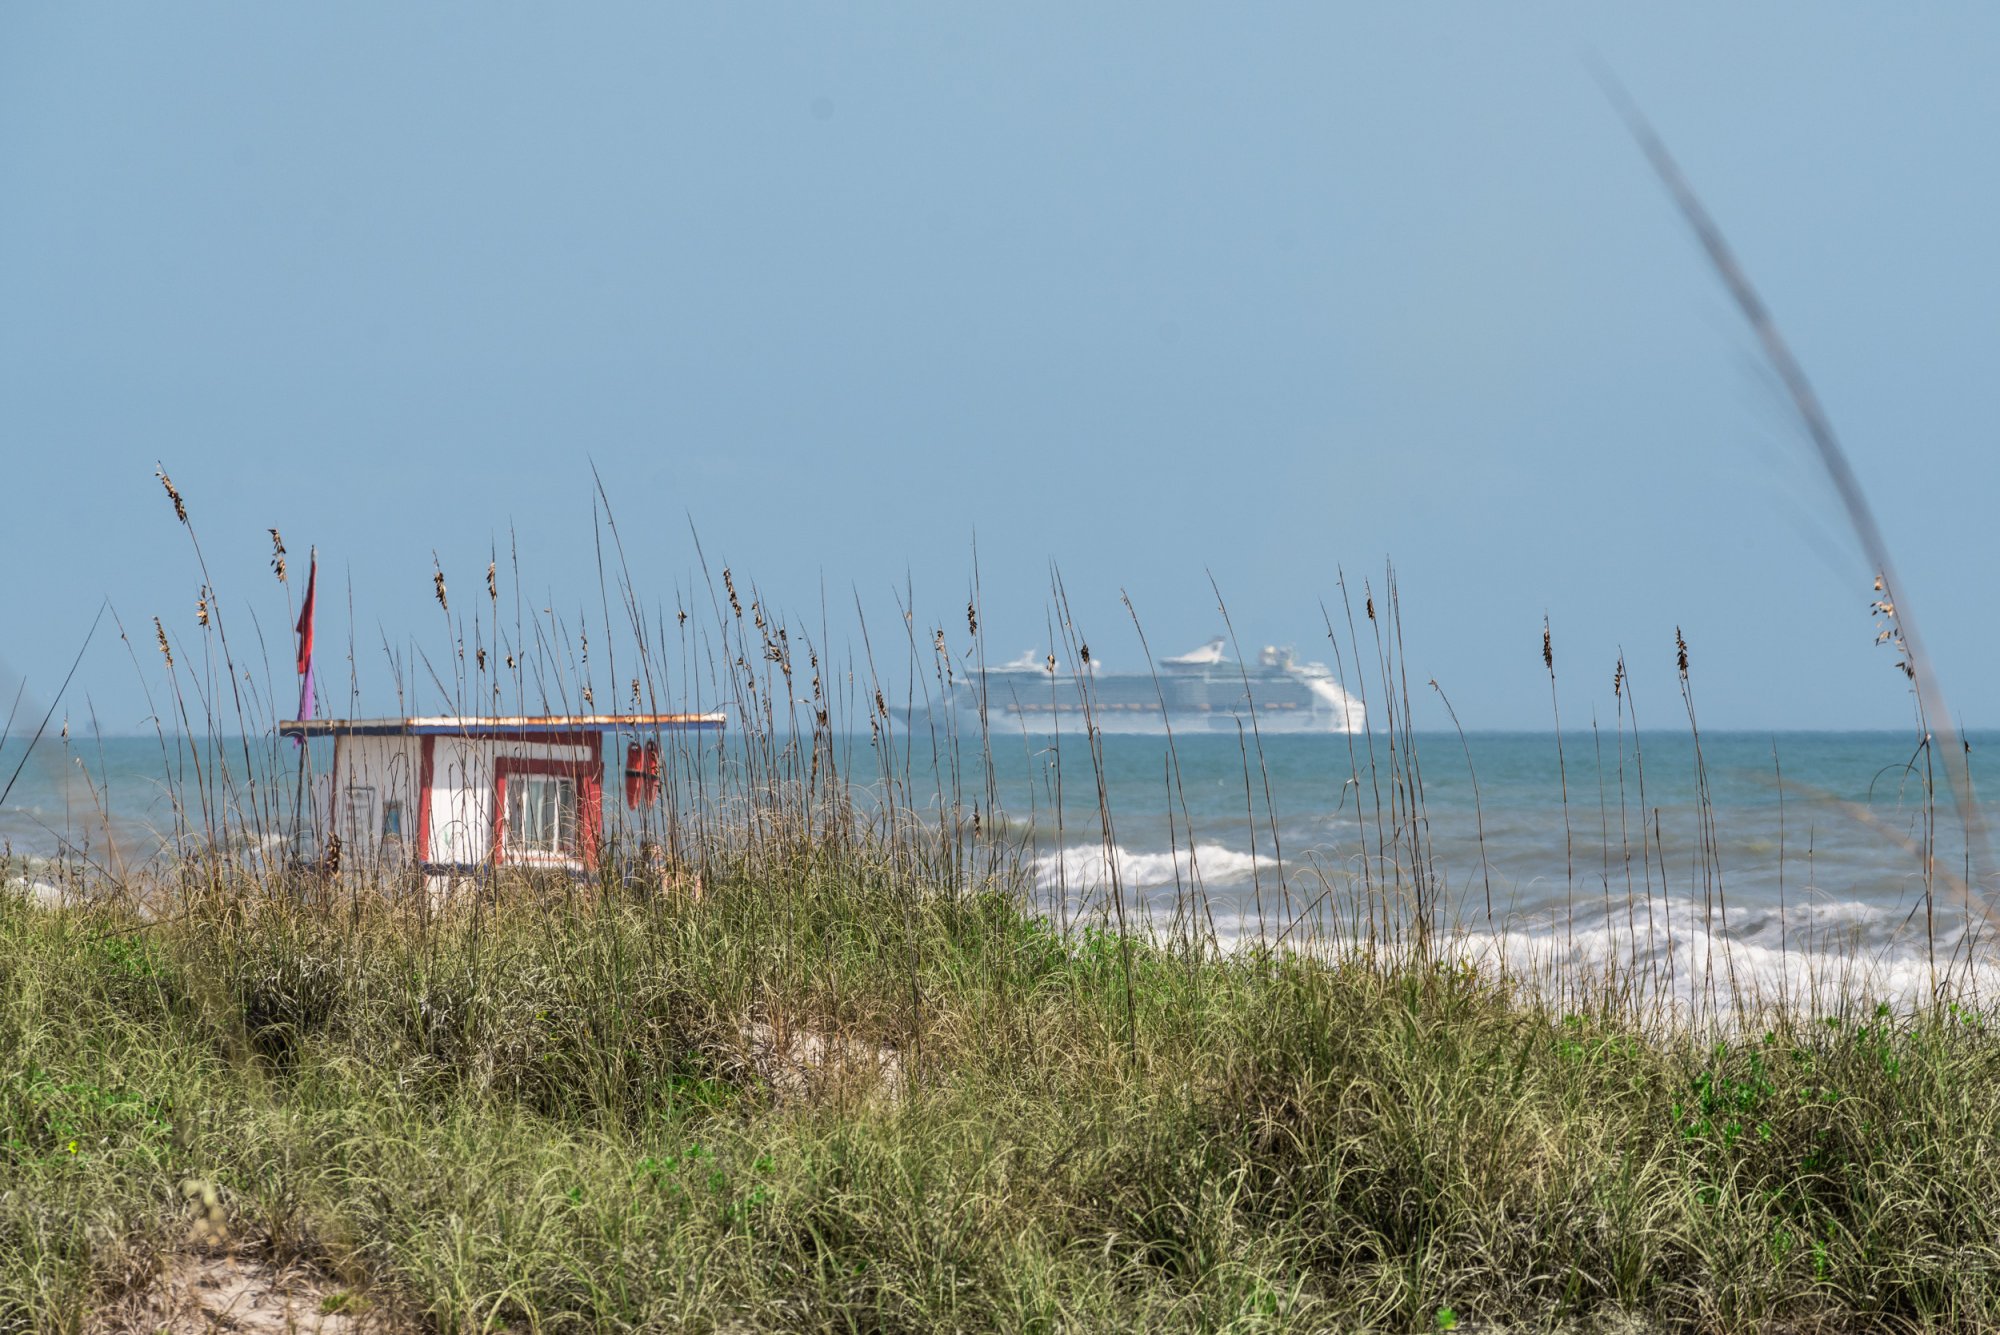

506,775,578,855
381,801,404,840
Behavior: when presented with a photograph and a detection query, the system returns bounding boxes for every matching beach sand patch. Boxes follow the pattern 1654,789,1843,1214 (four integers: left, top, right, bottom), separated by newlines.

93,1246,405,1335
742,1019,903,1108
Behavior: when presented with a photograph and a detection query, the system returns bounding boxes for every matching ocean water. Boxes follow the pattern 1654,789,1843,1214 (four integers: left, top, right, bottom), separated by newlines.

6,727,1996,1008
971,727,2000,1007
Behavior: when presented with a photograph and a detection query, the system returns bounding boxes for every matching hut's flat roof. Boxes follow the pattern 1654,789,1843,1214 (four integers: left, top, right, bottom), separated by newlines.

278,714,725,738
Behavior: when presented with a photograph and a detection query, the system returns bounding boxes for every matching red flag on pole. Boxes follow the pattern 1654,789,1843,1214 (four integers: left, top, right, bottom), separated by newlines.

294,553,317,735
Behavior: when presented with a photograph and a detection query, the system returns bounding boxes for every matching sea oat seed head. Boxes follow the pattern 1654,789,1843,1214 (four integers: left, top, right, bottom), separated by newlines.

432,562,448,612
268,529,287,582
1868,574,1912,679
196,591,209,628
1675,627,1689,680
486,561,497,601
1541,621,1553,672
155,468,187,524
153,618,173,669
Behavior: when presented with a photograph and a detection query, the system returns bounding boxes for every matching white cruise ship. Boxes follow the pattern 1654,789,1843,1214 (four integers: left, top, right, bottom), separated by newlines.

948,638,1365,735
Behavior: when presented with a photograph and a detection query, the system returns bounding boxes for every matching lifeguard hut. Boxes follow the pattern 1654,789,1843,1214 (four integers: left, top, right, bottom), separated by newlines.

278,713,724,880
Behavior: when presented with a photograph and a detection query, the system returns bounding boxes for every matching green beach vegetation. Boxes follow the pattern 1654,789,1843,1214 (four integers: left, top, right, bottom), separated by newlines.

6,840,2000,1332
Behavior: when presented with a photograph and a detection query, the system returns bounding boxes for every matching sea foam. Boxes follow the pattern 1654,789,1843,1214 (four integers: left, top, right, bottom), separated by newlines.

1033,840,1265,893
1032,835,2000,1018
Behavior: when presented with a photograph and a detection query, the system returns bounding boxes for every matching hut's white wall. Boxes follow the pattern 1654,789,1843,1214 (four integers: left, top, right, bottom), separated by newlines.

327,735,423,870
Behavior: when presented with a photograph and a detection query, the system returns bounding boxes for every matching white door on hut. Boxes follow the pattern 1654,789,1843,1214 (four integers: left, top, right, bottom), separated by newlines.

318,734,422,875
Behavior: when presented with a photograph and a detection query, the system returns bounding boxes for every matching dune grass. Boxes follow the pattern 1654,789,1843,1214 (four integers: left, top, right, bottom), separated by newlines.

6,854,2000,1334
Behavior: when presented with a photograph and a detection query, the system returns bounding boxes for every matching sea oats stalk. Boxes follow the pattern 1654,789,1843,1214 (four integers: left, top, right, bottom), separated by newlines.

1606,74,1993,949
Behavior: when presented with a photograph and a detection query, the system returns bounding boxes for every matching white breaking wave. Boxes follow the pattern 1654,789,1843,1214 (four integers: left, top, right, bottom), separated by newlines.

3,873,69,909
1438,911,2000,1023
1033,841,1266,892
1031,842,2000,1018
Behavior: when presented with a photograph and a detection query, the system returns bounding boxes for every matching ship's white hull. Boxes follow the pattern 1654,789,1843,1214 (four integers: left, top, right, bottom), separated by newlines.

969,701,1365,735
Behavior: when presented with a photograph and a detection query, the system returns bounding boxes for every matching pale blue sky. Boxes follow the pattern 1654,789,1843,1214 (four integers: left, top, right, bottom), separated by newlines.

3,5,1997,731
